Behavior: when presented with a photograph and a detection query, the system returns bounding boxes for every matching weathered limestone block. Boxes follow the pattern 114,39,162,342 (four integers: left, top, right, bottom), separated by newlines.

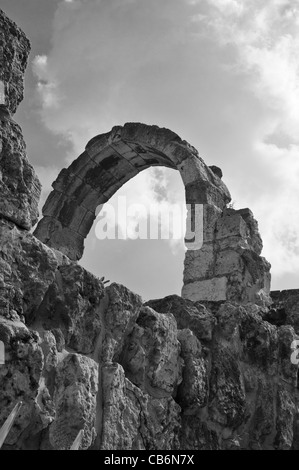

49,353,98,450
203,204,222,243
183,244,215,283
100,363,181,450
102,283,142,362
120,306,183,398
182,277,228,302
146,295,215,342
0,318,54,446
216,211,249,244
214,249,243,277
185,179,229,210
0,219,63,322
0,9,30,115
0,120,41,229
35,264,105,355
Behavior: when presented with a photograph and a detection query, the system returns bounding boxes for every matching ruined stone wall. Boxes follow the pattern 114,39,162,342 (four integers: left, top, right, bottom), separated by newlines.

1,224,299,450
1,8,299,451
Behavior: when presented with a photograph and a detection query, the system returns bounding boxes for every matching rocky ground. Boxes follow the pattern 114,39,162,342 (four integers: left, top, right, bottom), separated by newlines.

1,216,299,450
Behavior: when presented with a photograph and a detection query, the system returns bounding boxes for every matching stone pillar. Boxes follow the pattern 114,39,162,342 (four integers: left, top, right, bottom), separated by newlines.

182,206,271,306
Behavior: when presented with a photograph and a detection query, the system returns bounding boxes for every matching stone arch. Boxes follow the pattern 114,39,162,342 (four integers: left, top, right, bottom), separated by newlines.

34,122,271,304
34,123,231,259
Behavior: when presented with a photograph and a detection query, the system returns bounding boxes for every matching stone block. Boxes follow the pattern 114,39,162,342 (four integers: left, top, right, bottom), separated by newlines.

52,168,83,196
85,133,110,159
77,210,96,238
42,191,68,218
182,277,227,302
216,213,248,241
203,204,222,243
178,157,210,185
68,204,90,232
214,250,243,277
68,151,93,178
185,180,228,210
183,243,215,283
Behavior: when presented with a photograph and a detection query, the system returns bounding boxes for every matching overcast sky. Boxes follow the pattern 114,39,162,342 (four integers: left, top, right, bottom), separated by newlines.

2,0,299,300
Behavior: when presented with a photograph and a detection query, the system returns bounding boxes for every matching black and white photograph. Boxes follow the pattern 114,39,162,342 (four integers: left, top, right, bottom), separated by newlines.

0,0,299,455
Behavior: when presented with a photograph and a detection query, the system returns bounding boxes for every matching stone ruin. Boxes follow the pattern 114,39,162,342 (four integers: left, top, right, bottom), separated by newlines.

33,119,271,306
1,8,299,450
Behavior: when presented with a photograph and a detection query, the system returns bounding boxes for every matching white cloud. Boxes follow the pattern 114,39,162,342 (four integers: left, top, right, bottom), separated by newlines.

32,55,61,109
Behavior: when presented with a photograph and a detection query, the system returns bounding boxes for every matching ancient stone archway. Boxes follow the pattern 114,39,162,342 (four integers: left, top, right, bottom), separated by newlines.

34,123,271,304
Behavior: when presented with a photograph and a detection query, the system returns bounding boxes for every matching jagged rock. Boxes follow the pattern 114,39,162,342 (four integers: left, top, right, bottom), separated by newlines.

177,329,208,410
0,120,41,229
0,11,41,230
0,318,54,447
209,345,246,429
120,306,183,398
247,376,275,449
179,417,220,450
275,384,296,450
263,306,287,326
277,325,298,387
101,283,142,362
271,290,299,334
35,264,105,355
0,9,30,115
100,363,181,450
146,295,215,342
0,219,63,322
239,307,279,375
49,353,98,450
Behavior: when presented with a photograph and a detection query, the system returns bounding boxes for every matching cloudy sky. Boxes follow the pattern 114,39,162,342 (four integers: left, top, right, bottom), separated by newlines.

3,0,299,300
